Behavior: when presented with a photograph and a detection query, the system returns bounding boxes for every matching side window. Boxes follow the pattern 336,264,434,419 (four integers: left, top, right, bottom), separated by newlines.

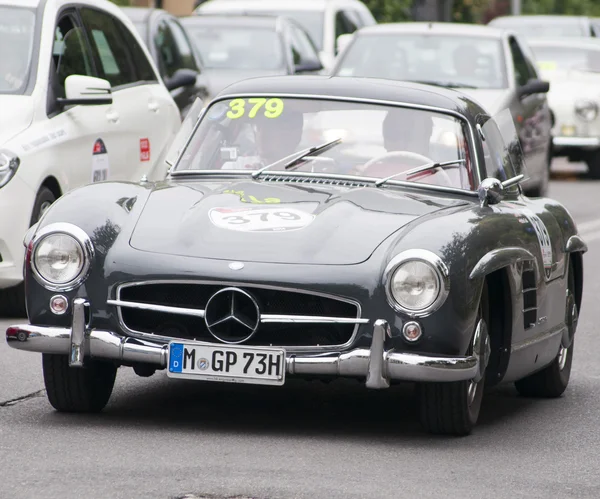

80,8,136,87
289,24,319,64
117,21,157,82
51,14,94,98
335,10,358,41
509,37,533,87
479,121,517,184
167,19,200,72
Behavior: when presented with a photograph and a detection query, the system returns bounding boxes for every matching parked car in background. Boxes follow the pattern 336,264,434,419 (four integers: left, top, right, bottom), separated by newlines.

121,7,209,117
331,22,552,196
180,15,323,96
488,15,599,38
195,0,376,72
529,38,600,178
0,0,180,315
7,76,586,436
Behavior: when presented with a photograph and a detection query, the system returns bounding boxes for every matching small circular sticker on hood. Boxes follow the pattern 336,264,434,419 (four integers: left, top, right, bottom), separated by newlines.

209,206,315,232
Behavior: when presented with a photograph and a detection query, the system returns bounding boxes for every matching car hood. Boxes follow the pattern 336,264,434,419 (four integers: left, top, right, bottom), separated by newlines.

0,96,34,145
129,179,468,265
457,88,514,115
206,69,287,96
540,69,600,101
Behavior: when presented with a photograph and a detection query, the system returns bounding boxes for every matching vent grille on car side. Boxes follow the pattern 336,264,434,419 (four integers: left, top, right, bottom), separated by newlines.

522,263,537,329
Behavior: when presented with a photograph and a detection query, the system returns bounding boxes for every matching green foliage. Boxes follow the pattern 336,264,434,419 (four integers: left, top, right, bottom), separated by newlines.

362,0,413,23
108,0,131,6
523,0,600,16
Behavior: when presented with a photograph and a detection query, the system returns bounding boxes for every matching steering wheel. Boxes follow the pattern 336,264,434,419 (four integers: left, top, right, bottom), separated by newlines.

361,151,453,186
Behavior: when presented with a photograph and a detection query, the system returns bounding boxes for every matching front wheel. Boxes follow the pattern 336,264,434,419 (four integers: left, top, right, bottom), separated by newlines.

416,282,490,435
42,354,117,412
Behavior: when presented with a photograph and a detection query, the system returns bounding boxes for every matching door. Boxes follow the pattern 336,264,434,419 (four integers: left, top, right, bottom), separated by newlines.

46,10,113,189
288,22,322,73
79,6,160,181
508,36,549,182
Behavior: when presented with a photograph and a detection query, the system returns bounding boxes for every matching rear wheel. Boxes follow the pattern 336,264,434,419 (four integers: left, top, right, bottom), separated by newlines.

0,187,56,318
515,258,577,398
417,282,491,435
42,354,117,413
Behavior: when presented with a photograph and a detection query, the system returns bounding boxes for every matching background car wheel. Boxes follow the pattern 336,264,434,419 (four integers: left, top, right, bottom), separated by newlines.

417,281,490,436
42,354,117,413
514,258,577,398
0,187,56,318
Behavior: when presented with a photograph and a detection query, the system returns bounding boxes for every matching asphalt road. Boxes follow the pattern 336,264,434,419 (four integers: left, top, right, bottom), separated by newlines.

1,159,600,499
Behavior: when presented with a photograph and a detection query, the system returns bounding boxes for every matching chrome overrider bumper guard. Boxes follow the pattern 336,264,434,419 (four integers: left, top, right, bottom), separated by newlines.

6,299,483,388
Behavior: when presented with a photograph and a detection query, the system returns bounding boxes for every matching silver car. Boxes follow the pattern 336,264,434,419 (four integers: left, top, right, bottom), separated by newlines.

331,22,553,196
488,15,600,39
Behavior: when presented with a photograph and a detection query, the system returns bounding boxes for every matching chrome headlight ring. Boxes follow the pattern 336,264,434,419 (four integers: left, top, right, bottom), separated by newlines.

574,99,598,122
383,249,450,318
30,223,94,292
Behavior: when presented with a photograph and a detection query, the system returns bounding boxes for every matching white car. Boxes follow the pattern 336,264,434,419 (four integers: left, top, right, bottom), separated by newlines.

529,38,600,178
195,0,376,72
0,0,181,314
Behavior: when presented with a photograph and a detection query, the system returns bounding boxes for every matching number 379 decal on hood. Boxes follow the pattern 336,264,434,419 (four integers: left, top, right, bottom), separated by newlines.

209,206,316,232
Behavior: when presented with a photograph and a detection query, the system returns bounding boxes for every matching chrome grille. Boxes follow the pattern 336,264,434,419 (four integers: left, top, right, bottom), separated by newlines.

109,281,365,349
263,174,370,188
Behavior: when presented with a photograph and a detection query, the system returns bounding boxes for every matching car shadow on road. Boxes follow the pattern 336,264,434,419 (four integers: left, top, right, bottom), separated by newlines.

40,373,539,441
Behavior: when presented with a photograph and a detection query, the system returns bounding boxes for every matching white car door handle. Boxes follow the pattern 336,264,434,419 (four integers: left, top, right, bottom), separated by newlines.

148,101,159,112
106,110,119,123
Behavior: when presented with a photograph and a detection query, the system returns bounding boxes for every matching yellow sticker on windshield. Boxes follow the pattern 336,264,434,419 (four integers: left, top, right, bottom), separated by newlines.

537,61,557,71
226,98,284,120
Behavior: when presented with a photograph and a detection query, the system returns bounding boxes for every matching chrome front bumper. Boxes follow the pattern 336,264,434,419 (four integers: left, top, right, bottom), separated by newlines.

6,299,481,388
553,136,600,149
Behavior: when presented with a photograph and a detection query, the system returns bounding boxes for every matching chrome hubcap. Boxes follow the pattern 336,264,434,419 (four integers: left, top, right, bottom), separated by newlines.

558,345,568,371
467,379,478,405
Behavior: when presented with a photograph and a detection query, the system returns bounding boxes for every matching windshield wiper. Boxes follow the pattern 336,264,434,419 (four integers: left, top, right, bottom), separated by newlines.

251,137,342,179
411,79,479,89
374,159,466,187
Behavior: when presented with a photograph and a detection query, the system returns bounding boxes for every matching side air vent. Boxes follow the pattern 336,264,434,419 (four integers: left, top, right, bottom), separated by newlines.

522,262,537,329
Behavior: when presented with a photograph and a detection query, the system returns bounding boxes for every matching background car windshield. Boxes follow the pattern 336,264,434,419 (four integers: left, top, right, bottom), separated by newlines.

336,34,508,89
186,26,284,69
175,97,473,190
495,20,586,38
531,45,600,73
250,10,323,50
0,7,36,94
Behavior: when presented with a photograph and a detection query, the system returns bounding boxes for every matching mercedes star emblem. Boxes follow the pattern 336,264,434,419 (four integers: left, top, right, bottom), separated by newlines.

204,287,260,344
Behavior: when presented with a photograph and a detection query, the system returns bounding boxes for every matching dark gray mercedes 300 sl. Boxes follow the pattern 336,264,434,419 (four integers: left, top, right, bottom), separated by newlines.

7,76,586,435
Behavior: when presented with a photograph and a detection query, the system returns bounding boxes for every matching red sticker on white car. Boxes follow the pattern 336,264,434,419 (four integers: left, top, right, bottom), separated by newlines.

92,138,109,182
140,138,150,162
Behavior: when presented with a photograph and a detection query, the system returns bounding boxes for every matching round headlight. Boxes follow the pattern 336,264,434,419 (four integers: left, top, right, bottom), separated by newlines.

385,250,449,316
33,234,86,287
575,100,598,122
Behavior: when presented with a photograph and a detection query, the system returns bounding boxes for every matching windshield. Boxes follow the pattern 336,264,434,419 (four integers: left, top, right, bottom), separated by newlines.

185,26,284,70
531,45,600,73
248,10,323,50
492,19,588,38
335,34,508,90
0,6,36,94
173,97,474,190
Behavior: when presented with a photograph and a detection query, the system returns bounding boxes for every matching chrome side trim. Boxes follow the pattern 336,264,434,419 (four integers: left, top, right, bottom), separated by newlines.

111,280,364,352
511,323,566,353
29,222,95,292
6,319,479,384
383,249,450,318
107,299,206,318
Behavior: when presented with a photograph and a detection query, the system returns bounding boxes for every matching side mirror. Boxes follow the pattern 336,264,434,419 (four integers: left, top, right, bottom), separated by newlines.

57,75,112,108
518,79,550,99
165,68,198,92
294,59,323,73
336,33,354,55
478,175,525,207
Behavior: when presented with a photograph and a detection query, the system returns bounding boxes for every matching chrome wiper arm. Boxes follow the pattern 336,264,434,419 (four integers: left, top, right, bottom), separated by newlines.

411,80,478,89
251,137,342,179
374,159,466,187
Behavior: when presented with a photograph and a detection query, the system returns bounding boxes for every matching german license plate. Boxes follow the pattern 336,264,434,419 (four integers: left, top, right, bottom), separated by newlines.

166,341,286,386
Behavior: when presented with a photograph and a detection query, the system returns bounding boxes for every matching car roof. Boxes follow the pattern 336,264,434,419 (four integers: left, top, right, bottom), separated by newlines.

357,22,506,39
490,15,591,25
197,0,361,12
181,14,279,28
527,37,600,49
214,75,487,121
120,6,161,23
0,0,40,7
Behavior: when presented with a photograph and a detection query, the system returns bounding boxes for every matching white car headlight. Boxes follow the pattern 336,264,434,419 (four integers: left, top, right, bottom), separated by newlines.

384,250,449,316
574,99,598,122
31,224,93,291
0,149,20,188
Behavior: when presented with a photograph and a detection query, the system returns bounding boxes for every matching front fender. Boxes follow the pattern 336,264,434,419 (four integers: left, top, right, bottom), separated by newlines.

469,247,536,280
